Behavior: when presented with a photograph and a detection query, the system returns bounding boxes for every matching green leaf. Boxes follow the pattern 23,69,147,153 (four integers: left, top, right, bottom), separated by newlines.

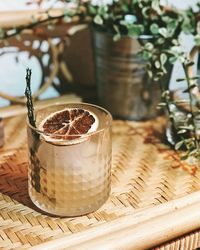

184,138,195,143
177,129,187,134
144,42,154,50
121,3,129,12
180,154,189,161
113,33,121,41
157,38,165,44
142,50,152,60
150,23,159,35
160,53,167,65
175,141,184,150
113,24,120,33
142,7,150,18
190,76,200,80
174,99,189,104
152,0,162,14
0,28,5,39
157,71,165,77
128,24,144,37
189,149,198,156
98,6,108,16
183,84,198,93
94,15,103,25
166,20,177,37
157,102,167,107
153,76,159,81
155,61,160,69
161,90,170,97
158,28,168,38
89,6,97,15
169,56,177,64
178,125,194,131
176,78,186,82
194,35,200,46
185,61,194,67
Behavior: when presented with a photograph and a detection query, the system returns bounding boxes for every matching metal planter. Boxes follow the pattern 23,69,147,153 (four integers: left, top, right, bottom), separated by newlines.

93,30,171,120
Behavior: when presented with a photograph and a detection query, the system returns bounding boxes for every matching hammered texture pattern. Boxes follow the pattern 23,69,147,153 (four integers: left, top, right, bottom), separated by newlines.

28,136,111,216
0,115,200,249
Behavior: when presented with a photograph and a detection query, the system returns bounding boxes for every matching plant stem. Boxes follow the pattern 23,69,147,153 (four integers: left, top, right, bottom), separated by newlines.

182,62,199,151
1,12,66,41
159,79,174,125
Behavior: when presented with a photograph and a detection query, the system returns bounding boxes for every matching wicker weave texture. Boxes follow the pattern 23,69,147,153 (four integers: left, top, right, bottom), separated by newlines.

0,115,200,249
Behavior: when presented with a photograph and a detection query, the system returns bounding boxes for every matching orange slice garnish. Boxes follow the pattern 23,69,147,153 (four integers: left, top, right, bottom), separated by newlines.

39,108,99,145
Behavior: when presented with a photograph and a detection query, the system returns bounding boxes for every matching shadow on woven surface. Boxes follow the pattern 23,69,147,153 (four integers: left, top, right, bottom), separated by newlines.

0,149,39,209
1,115,200,249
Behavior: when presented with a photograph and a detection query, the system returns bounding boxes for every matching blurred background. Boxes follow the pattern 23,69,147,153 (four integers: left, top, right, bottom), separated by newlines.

0,0,198,107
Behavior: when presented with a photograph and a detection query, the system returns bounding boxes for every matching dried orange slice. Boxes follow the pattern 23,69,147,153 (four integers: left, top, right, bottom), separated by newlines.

39,108,99,145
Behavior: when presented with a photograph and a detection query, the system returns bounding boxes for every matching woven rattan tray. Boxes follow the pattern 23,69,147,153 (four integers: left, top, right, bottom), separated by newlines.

1,114,200,249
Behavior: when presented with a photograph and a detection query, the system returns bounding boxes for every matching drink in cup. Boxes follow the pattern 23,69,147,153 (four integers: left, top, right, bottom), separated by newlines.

27,103,112,216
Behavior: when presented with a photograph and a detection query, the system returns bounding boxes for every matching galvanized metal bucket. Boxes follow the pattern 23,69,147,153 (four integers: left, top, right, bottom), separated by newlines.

92,30,172,120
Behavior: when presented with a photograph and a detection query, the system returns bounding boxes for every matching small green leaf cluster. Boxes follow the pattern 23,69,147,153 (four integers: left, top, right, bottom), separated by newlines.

0,0,198,85
76,0,194,83
87,1,198,83
160,56,200,166
183,2,200,46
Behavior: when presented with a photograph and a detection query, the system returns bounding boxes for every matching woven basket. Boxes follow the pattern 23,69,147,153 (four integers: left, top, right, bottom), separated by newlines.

0,113,200,250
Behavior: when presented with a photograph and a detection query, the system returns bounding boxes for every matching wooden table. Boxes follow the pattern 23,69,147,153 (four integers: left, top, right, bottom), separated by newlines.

1,101,200,249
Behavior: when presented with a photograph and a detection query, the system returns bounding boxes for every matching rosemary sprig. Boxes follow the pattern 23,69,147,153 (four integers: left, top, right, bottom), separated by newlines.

25,68,36,128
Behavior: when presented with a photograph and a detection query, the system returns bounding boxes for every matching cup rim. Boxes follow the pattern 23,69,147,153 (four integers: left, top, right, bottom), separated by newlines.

27,102,112,139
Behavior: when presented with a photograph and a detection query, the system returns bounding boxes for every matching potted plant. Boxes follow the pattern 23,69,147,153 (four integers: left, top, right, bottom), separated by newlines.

0,0,191,120
68,0,194,120
79,0,189,120
1,1,200,167
159,3,200,170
